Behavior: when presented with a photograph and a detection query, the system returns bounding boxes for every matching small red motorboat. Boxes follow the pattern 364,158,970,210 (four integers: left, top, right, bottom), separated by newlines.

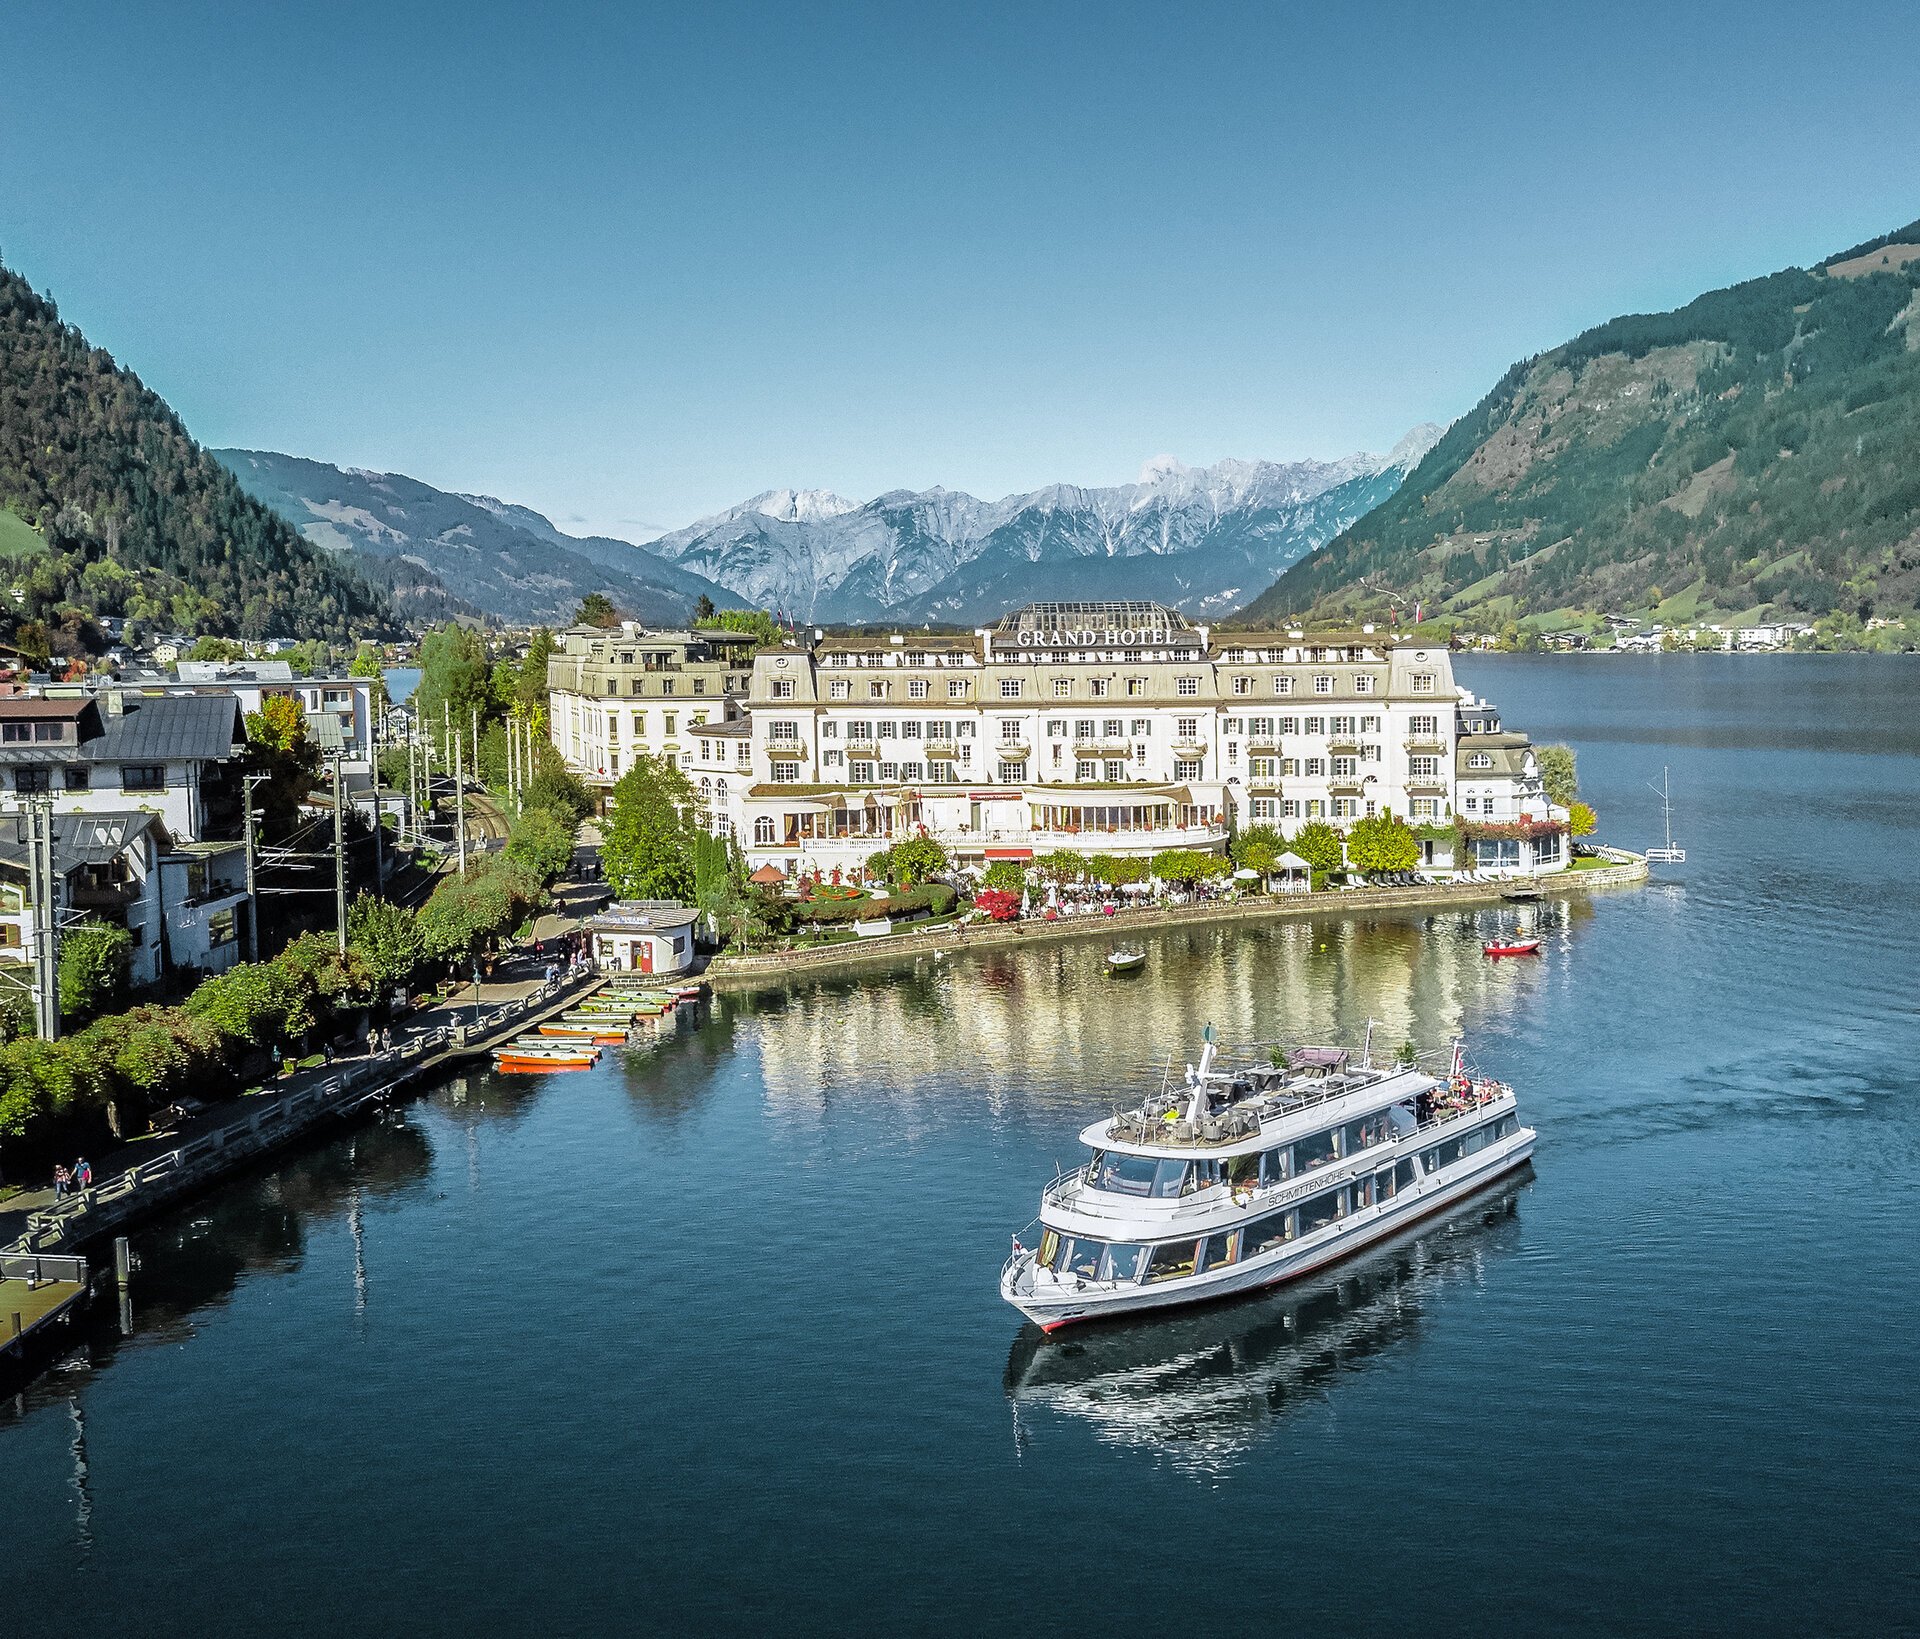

1483,938,1542,958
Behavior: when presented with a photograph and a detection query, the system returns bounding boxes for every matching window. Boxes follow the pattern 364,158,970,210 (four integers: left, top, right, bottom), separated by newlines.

1331,716,1355,734
1332,756,1356,777
1410,755,1440,778
1052,677,1072,698
847,720,872,742
14,768,50,794
1412,673,1435,694
1248,716,1273,739
901,720,922,739
1468,752,1493,769
1250,798,1275,819
879,761,899,781
820,721,839,739
1198,1232,1236,1273
1241,1211,1294,1258
1281,799,1300,818
771,762,801,783
1313,675,1333,695
768,720,799,744
1304,716,1324,734
1103,718,1123,739
1411,797,1439,818
829,680,850,700
901,761,923,782
664,712,677,735
1090,678,1110,699
1305,758,1325,776
999,678,1023,699
948,679,968,699
1171,759,1199,781
772,679,795,699
996,760,1022,783
1046,719,1067,738
877,721,898,739
907,678,929,700
1091,1152,1190,1198
869,680,888,699
1279,716,1298,734
1145,1241,1199,1283
1177,676,1198,696
1076,760,1097,780
823,749,844,767
33,723,62,742
1250,758,1277,780
1176,716,1198,740
1126,719,1146,738
1292,1129,1338,1173
1232,676,1252,695
1274,676,1294,695
851,762,875,783
1298,1188,1345,1234
1125,677,1143,697
64,766,89,791
1073,718,1095,741
1332,798,1358,819
209,907,238,946
1410,714,1438,735
0,723,27,742
754,816,775,844
1222,718,1243,735
121,764,166,792
1103,760,1125,782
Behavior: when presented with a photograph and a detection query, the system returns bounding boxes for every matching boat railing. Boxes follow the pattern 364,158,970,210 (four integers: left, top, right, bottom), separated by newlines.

1105,1106,1264,1148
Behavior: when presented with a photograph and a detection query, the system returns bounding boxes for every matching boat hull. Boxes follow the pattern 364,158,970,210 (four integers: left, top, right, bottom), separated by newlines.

1004,1129,1536,1332
1483,941,1540,957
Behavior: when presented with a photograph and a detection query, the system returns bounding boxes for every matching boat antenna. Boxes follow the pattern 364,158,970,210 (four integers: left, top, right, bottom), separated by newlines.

1361,1017,1374,1068
1186,1023,1216,1124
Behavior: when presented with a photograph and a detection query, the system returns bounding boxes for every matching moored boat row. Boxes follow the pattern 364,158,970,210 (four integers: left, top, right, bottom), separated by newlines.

491,978,706,1072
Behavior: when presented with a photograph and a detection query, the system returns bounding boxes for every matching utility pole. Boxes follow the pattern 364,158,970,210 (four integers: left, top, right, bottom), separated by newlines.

454,728,468,874
242,771,270,962
24,798,58,1040
331,751,348,955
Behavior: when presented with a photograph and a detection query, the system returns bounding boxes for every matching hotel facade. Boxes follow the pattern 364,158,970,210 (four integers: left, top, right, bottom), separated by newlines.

547,602,1566,882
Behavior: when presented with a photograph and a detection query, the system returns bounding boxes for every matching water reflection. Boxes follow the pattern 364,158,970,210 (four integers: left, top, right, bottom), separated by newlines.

732,906,1592,1120
1003,1173,1529,1478
3,1114,432,1422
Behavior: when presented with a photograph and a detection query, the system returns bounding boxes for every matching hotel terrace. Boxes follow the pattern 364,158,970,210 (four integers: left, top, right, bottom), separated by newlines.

546,602,1565,880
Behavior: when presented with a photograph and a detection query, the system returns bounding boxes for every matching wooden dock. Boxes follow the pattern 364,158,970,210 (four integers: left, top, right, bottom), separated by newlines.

0,1252,91,1381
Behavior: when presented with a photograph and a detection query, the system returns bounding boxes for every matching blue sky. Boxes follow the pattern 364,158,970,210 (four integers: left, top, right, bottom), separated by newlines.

3,1,1917,537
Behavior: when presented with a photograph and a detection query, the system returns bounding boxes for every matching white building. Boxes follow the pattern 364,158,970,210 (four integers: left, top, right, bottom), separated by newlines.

550,601,1568,884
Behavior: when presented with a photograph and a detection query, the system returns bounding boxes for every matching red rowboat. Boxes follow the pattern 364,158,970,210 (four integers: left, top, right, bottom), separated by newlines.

1483,938,1541,957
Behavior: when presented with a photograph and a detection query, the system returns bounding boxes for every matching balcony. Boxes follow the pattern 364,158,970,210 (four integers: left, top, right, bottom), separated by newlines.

766,740,808,760
1329,777,1365,796
1247,736,1279,753
1328,737,1361,756
1405,776,1449,794
1404,736,1447,753
1171,739,1207,757
924,741,959,761
845,739,879,758
69,880,137,911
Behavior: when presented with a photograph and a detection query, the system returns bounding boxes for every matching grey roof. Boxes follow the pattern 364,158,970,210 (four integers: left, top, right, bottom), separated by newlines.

174,660,295,683
82,694,246,764
0,810,166,877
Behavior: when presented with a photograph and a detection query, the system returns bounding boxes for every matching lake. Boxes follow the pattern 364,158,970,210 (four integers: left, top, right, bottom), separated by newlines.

7,655,1919,1636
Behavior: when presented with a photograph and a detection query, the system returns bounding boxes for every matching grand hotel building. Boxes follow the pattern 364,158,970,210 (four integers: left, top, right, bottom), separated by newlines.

547,602,1565,881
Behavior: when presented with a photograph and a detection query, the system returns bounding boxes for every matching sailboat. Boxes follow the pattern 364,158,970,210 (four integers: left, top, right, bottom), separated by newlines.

1644,767,1687,864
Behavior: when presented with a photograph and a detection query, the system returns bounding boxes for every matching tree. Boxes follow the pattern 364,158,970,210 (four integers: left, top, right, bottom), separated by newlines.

187,636,244,663
245,693,321,837
890,835,949,886
1031,848,1086,885
1345,813,1419,875
981,860,1027,894
600,753,698,902
1537,744,1579,808
1290,820,1345,876
504,806,578,884
58,921,132,1022
693,594,717,624
1231,824,1284,876
346,894,425,988
516,629,557,714
574,593,620,628
350,642,389,713
413,624,494,748
1568,800,1598,838
1150,849,1224,888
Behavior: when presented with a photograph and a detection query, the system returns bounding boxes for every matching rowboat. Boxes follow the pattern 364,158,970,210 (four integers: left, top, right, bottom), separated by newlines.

501,1038,600,1058
493,1047,597,1070
1106,948,1146,974
494,1056,593,1072
537,1023,626,1042
1482,937,1541,957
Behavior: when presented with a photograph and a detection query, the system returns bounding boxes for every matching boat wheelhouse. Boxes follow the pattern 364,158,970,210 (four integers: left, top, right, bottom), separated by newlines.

1000,1033,1534,1330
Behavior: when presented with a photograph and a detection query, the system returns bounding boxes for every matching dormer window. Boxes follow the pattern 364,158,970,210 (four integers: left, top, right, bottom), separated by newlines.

1468,752,1493,769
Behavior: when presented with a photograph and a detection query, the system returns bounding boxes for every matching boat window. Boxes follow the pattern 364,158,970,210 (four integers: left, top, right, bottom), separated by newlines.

1183,1159,1226,1196
1058,1237,1107,1279
1461,1122,1491,1156
1298,1188,1344,1234
1494,1114,1519,1141
1089,1152,1190,1198
1038,1229,1059,1268
1394,1159,1417,1192
1345,1111,1394,1153
1351,1173,1375,1209
1226,1154,1260,1189
1198,1231,1236,1272
1099,1243,1147,1282
1388,1101,1419,1139
1433,1136,1466,1168
1145,1241,1199,1282
1242,1211,1294,1257
1259,1146,1292,1185
1292,1129,1338,1173
1375,1167,1397,1202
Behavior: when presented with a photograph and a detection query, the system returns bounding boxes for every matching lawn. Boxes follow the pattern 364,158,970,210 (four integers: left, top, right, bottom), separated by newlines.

0,507,44,560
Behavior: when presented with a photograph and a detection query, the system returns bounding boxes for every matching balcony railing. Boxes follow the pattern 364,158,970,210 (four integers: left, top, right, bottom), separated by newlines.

1404,736,1447,752
1405,776,1449,794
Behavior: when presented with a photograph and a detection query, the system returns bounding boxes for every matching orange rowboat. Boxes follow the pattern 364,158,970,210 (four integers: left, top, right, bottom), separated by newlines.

494,1053,595,1071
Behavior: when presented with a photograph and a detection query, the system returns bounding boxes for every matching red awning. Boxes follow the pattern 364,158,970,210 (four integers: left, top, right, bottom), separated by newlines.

984,847,1033,860
748,864,786,884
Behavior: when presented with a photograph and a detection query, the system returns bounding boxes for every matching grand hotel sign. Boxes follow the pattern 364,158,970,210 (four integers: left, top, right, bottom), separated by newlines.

1014,623,1176,649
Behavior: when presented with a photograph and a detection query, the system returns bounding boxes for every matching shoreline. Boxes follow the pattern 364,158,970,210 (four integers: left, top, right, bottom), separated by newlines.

704,849,1650,989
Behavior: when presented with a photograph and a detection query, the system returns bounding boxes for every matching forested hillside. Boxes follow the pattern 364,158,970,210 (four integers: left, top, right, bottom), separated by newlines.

0,259,390,645
1245,218,1920,638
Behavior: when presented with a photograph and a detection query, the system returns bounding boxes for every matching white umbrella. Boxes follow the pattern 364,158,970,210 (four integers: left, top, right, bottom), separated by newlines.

1121,882,1150,895
1232,867,1260,881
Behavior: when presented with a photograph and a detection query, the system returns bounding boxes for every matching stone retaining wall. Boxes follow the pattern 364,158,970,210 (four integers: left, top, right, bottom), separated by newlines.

704,851,1649,990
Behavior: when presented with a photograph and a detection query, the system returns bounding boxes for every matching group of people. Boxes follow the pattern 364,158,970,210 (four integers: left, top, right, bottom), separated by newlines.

51,1158,93,1200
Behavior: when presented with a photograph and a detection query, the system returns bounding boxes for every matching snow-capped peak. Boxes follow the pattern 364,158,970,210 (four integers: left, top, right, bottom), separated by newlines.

746,488,862,524
1138,454,1188,484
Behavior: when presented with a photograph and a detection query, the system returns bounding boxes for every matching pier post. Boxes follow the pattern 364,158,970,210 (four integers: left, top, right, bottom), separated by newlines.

114,1237,131,1288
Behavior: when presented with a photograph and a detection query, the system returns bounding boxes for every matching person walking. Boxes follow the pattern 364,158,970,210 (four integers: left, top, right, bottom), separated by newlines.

52,1163,71,1201
74,1158,92,1190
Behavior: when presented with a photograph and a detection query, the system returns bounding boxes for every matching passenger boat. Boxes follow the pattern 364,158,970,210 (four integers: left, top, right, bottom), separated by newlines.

1106,948,1147,974
1482,937,1541,957
999,1031,1534,1331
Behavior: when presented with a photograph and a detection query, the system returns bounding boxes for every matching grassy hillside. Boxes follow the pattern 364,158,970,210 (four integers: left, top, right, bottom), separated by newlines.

0,259,390,643
1246,217,1920,640
0,506,43,560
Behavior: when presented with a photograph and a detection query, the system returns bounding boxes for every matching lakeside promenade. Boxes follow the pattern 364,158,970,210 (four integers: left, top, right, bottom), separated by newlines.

704,849,1650,989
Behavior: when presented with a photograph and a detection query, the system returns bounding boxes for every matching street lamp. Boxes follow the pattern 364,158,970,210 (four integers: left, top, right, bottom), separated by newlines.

471,958,483,1027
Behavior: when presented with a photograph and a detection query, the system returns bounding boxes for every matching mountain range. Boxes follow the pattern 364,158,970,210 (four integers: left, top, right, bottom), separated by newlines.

1247,216,1920,634
639,428,1442,625
213,451,741,627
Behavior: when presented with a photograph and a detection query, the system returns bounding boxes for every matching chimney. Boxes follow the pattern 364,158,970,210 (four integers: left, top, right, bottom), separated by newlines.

105,687,125,717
